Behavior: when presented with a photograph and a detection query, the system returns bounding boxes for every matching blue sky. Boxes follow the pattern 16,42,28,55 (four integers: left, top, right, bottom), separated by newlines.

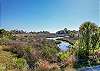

0,0,99,32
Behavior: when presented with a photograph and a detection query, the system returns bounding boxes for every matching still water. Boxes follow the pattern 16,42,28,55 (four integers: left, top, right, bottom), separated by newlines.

57,41,70,51
78,65,100,71
47,37,70,51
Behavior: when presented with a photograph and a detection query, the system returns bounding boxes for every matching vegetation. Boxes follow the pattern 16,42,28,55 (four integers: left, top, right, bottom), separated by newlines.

0,21,99,71
56,28,78,38
0,46,28,71
75,22,100,67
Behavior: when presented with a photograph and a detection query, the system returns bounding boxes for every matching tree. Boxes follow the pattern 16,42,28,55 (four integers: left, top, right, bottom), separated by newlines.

0,29,6,37
77,21,97,66
64,28,68,33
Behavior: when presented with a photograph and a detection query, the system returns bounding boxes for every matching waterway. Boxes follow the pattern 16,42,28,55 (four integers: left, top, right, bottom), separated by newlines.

47,37,70,51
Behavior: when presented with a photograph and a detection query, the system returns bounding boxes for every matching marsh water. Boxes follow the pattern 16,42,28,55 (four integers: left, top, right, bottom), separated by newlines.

57,41,70,51
46,37,70,51
78,65,100,71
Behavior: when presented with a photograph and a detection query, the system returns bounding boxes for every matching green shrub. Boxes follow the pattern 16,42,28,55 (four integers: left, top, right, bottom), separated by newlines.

0,64,6,71
23,45,33,52
41,46,58,59
14,58,28,70
57,52,70,61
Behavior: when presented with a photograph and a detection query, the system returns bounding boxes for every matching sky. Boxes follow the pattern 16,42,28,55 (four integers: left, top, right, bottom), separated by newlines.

0,0,99,33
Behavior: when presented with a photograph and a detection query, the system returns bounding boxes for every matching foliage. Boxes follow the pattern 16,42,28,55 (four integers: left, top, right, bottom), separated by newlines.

0,22,99,70
0,46,28,71
14,58,28,70
41,41,59,60
0,29,15,45
75,22,99,67
68,31,76,38
57,51,70,61
0,29,13,39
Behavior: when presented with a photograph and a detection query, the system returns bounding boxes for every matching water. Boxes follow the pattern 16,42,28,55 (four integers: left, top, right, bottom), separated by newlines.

78,65,100,71
46,37,63,40
46,37,70,51
57,41,70,51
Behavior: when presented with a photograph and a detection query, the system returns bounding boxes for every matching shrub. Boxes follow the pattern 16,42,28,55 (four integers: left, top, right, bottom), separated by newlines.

41,46,58,60
14,58,28,70
57,52,70,61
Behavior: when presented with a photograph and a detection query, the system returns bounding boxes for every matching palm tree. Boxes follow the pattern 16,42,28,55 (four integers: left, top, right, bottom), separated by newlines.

78,21,97,65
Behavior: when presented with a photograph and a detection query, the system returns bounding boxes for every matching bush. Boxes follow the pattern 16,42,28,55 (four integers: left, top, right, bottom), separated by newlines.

14,58,28,70
41,46,58,60
0,64,6,71
57,52,70,61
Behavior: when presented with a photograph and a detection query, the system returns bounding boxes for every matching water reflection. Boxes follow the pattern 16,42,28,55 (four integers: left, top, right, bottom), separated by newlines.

57,41,70,51
78,65,100,71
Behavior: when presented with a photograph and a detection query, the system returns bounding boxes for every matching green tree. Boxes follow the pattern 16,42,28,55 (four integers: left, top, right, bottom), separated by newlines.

77,22,97,66
64,28,68,33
